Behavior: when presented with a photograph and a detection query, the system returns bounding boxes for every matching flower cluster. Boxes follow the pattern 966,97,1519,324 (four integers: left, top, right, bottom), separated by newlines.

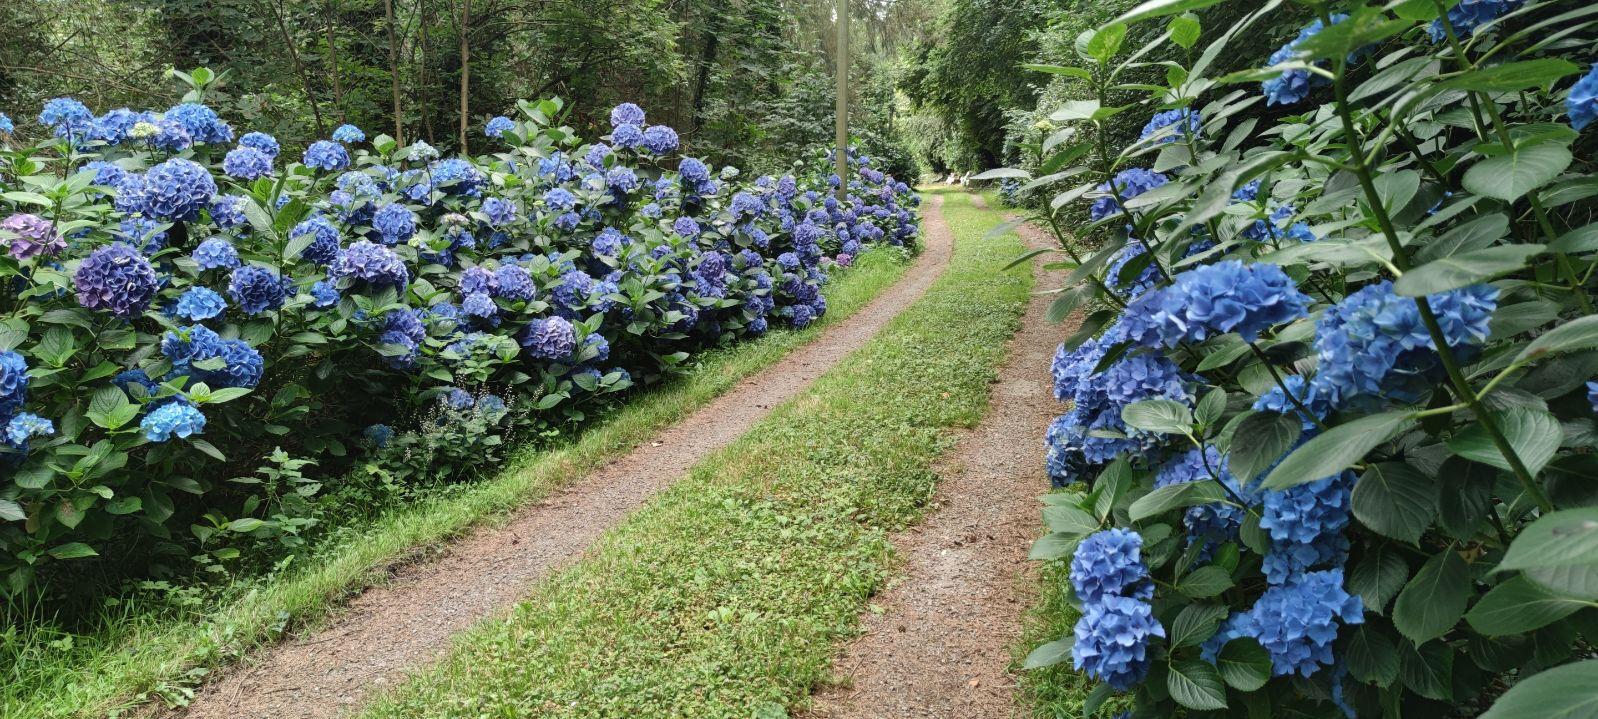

1089,168,1168,222
1310,281,1496,407
1138,109,1200,144
1119,260,1311,348
1071,530,1165,690
1261,16,1347,105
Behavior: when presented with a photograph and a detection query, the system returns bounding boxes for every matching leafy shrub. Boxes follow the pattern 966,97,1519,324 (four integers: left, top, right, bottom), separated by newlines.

1010,0,1598,716
0,76,921,597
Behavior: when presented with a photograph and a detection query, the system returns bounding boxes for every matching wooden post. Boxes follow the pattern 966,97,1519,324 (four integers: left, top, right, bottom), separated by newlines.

834,0,848,202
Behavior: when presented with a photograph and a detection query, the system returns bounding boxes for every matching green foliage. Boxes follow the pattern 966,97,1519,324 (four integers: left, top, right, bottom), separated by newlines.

1011,0,1598,716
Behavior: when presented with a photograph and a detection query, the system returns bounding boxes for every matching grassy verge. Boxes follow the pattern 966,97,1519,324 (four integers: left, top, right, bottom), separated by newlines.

5,247,913,719
357,188,1032,719
1011,521,1100,717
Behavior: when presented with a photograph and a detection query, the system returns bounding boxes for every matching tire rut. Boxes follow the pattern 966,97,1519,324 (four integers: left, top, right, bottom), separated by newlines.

803,195,1073,719
158,193,959,719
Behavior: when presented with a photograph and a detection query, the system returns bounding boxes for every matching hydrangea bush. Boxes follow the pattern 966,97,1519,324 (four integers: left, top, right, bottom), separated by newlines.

0,80,919,593
1000,0,1598,715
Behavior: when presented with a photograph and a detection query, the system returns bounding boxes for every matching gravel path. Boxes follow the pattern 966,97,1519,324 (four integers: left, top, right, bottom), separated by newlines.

804,195,1072,719
159,193,958,719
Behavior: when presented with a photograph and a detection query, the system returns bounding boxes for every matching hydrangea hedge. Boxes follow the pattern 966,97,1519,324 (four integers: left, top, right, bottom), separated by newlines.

0,78,919,593
997,0,1598,715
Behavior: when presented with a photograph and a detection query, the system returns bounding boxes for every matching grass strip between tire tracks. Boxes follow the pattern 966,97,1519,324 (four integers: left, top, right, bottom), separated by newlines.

6,242,912,719
358,188,1033,718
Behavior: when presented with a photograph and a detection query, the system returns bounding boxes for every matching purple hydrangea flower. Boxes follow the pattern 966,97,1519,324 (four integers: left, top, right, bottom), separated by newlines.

228,265,289,315
223,147,274,180
1,213,65,259
75,242,160,318
328,240,409,289
521,316,577,360
141,158,218,221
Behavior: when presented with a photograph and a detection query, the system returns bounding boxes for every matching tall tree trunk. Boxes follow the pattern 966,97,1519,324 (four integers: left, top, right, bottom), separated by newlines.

457,0,471,153
324,0,346,123
266,0,326,136
384,0,405,145
689,15,722,134
417,0,436,144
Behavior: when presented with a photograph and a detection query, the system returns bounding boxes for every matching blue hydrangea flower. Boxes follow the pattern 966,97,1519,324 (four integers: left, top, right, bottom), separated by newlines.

223,147,273,180
0,113,12,135
544,188,577,211
1139,109,1200,144
192,238,240,271
331,124,365,143
612,123,644,149
522,316,577,360
493,265,536,301
1104,244,1160,300
1253,375,1332,432
1569,63,1598,131
371,203,417,245
113,369,160,396
1262,16,1348,105
364,423,395,448
463,292,497,318
1070,529,1154,604
303,140,351,172
164,103,232,144
482,197,518,226
5,413,54,448
75,242,159,318
1247,569,1363,677
1429,0,1523,42
39,97,93,132
174,287,227,321
1260,471,1354,584
209,339,264,388
292,217,342,266
607,166,639,193
140,400,206,442
485,115,516,139
1310,281,1497,407
310,281,340,307
1200,611,1257,664
201,199,245,235
0,352,29,415
1588,380,1598,414
431,158,485,195
329,240,408,289
228,265,289,315
592,228,626,257
674,216,701,238
642,125,679,154
82,160,128,188
585,143,613,169
610,103,646,127
239,131,280,158
141,158,218,222
1119,260,1311,347
1073,595,1166,690
1156,446,1254,554
1089,168,1168,222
